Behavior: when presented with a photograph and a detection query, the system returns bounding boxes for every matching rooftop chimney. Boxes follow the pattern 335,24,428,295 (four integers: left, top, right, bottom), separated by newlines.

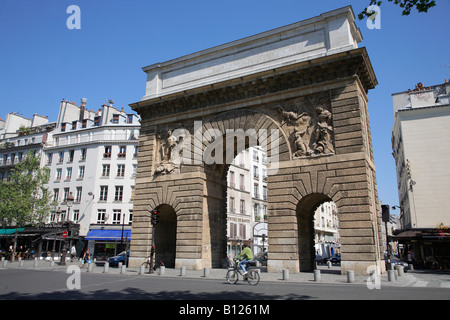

80,98,87,122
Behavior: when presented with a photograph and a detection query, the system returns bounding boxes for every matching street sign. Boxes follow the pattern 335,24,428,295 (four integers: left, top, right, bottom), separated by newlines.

62,231,68,238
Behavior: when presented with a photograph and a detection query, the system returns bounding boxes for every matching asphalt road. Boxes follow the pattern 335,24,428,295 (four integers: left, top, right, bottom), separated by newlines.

1,268,449,301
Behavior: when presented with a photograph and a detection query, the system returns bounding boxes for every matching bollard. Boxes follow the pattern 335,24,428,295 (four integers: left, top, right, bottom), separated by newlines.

50,260,54,267
387,270,396,282
327,261,332,269
203,267,209,277
34,258,39,268
120,264,126,274
159,265,165,275
347,270,355,283
103,262,109,274
314,269,321,282
88,262,93,272
139,265,145,275
394,269,398,281
282,269,289,280
396,265,404,277
408,264,414,272
2,259,8,268
180,266,186,276
19,259,24,267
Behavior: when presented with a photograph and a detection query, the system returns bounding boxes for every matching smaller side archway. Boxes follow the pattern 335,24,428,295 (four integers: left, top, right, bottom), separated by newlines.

154,204,177,268
296,193,334,272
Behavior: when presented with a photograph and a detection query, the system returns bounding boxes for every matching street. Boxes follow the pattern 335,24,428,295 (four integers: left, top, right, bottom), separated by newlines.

1,268,449,301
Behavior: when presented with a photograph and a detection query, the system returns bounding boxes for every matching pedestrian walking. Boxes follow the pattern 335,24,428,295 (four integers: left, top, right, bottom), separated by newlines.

81,248,91,268
70,245,77,262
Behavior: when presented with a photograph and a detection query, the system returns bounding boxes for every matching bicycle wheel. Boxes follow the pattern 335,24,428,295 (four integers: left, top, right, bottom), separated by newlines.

247,270,260,285
141,261,150,272
226,269,239,284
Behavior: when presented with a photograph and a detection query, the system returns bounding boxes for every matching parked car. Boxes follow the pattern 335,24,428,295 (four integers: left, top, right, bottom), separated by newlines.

108,251,129,267
385,255,409,271
255,251,268,266
330,253,341,264
315,254,326,265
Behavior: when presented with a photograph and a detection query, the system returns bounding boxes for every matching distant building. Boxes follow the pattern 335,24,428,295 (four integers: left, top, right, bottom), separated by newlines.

0,113,55,181
314,201,339,259
391,80,450,229
391,80,450,269
44,99,140,258
226,146,268,257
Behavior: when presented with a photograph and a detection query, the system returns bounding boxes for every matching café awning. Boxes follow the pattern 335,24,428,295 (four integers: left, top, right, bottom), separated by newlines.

85,229,131,241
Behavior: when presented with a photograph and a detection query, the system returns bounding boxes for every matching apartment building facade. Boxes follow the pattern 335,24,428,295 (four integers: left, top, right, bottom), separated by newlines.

45,99,140,258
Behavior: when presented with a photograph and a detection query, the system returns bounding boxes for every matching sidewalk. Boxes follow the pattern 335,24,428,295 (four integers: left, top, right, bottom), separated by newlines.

1,258,450,289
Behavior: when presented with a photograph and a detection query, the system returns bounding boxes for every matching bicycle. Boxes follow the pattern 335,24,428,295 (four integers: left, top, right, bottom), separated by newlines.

141,257,164,273
226,259,260,285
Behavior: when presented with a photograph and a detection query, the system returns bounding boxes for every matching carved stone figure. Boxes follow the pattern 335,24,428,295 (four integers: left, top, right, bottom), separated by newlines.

276,100,334,158
311,107,334,155
155,129,182,175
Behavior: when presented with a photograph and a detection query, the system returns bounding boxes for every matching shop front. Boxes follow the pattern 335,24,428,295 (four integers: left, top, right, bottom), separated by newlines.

85,227,132,261
392,228,450,270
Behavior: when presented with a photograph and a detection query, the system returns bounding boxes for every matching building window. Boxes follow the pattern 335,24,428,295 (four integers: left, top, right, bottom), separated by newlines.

117,164,125,177
58,151,64,164
65,167,72,180
129,210,133,225
56,168,62,181
104,146,112,158
240,199,245,214
118,146,126,158
239,174,245,190
76,187,82,202
63,188,70,201
78,166,85,179
229,171,235,188
115,186,123,202
254,183,259,198
253,165,259,179
97,209,106,224
47,153,53,165
229,197,235,213
53,189,59,202
99,186,108,201
112,114,119,124
73,210,80,222
80,148,87,161
112,209,121,224
102,164,110,177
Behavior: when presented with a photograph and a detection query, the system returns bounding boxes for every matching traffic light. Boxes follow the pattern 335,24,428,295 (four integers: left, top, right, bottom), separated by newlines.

381,204,390,223
151,209,159,225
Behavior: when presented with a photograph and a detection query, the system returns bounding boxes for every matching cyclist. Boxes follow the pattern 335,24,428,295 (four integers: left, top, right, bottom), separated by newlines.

235,242,253,275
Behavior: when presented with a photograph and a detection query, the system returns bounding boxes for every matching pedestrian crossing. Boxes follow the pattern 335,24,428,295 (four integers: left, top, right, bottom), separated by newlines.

412,280,450,288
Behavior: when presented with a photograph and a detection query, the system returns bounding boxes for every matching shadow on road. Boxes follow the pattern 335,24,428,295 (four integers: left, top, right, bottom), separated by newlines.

0,287,314,300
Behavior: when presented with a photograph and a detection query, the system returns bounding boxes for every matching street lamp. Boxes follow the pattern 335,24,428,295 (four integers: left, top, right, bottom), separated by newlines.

66,192,74,222
61,192,74,265
52,207,61,261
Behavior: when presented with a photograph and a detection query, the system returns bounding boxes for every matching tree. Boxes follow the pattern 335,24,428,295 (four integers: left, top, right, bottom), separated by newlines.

0,150,56,260
358,0,436,20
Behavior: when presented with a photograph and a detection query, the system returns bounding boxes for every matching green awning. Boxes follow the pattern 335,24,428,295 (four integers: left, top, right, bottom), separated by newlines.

0,228,25,235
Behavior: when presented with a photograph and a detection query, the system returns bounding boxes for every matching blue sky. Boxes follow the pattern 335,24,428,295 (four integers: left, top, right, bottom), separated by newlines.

1,0,449,213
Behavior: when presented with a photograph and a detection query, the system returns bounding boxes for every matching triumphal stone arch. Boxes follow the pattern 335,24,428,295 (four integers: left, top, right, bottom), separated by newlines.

128,6,384,275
